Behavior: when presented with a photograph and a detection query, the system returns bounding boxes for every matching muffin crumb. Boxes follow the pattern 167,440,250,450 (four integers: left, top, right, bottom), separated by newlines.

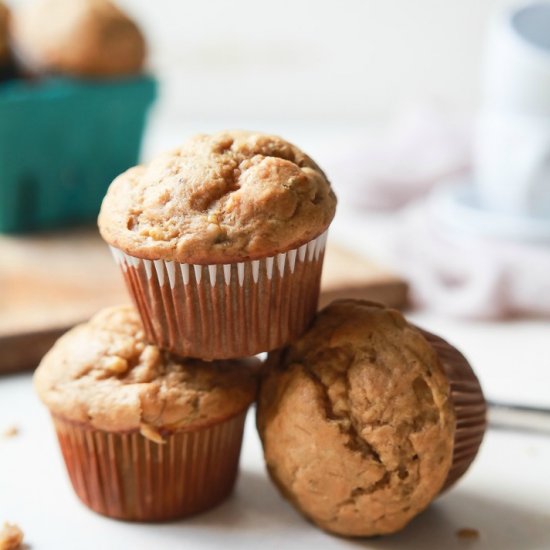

2,426,18,438
456,527,480,540
0,523,23,550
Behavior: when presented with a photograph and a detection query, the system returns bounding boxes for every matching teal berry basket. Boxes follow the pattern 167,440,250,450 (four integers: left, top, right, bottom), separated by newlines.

0,75,156,233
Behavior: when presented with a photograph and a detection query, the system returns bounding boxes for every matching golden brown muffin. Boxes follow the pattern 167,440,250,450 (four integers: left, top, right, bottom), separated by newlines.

257,300,466,537
35,305,259,521
0,523,24,550
0,2,10,65
11,0,146,77
99,130,337,264
35,305,258,433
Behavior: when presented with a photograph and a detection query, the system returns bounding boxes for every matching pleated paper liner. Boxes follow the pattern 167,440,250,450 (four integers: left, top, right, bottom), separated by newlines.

110,231,328,360
52,410,247,521
420,329,487,491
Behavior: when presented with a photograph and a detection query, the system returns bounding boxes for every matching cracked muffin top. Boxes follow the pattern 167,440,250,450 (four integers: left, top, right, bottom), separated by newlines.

99,130,337,264
34,306,258,435
257,299,455,537
0,2,10,64
11,0,146,77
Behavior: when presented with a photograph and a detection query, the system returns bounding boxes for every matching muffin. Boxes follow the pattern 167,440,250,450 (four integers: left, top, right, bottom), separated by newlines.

11,0,146,77
0,1,9,65
34,305,258,521
257,300,486,537
99,130,337,359
0,1,15,81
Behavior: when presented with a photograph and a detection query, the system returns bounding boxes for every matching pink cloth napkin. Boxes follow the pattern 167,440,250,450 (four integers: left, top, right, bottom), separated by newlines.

326,107,550,318
328,106,471,209
393,204,550,318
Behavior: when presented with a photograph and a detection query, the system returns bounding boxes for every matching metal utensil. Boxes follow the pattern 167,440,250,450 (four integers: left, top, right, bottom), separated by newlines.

488,401,550,435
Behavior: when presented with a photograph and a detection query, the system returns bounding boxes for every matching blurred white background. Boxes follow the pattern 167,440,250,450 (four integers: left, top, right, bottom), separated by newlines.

114,0,514,126
10,0,517,150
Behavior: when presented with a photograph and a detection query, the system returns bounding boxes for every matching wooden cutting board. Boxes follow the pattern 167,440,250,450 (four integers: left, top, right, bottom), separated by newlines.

0,230,407,373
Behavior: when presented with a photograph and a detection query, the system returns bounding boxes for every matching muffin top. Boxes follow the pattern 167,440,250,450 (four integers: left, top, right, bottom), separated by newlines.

257,300,455,537
34,306,258,435
0,1,9,64
99,130,337,264
11,0,146,77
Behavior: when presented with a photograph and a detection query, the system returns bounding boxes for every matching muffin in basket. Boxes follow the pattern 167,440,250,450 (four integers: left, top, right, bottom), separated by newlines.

11,0,146,77
0,0,155,233
0,1,16,82
0,1,9,64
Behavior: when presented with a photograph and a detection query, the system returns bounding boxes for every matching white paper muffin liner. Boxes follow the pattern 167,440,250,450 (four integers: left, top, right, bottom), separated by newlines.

110,231,328,359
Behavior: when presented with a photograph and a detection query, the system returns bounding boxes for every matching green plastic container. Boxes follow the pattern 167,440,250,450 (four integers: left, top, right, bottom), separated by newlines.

0,75,156,233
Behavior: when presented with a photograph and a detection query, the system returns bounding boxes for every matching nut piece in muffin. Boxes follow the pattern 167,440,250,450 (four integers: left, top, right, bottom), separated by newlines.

257,300,484,537
99,130,337,264
11,0,146,77
34,305,258,521
99,130,337,360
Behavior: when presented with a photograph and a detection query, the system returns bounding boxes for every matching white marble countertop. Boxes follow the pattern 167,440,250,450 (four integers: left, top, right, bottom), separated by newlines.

1,372,549,550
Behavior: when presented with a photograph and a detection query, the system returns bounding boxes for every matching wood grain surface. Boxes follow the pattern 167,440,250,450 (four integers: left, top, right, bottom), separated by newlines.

0,230,407,373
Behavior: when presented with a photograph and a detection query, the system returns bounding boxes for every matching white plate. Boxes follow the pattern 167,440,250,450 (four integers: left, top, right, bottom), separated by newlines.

428,179,550,242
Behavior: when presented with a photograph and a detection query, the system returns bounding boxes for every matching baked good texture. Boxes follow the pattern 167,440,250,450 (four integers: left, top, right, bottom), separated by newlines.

99,130,337,264
0,523,23,550
36,305,258,521
11,0,146,77
34,305,258,432
0,2,10,65
257,300,456,537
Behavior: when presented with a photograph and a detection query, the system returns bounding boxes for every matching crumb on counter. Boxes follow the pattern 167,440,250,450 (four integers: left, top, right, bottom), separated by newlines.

0,523,23,550
2,426,18,438
456,527,480,540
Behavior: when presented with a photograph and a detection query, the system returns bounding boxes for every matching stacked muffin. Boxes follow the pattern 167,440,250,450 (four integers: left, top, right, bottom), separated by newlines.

34,306,259,520
35,130,486,536
98,130,336,359
35,130,338,521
